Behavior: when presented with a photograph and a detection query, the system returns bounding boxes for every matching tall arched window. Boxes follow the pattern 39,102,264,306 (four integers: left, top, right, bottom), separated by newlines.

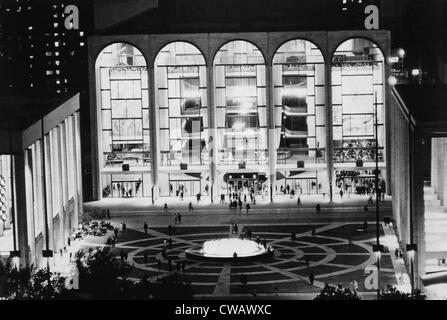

273,39,326,195
96,43,150,198
213,40,267,165
154,42,207,167
331,38,385,164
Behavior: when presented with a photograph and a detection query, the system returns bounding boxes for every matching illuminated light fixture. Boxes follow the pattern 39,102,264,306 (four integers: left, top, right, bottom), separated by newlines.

387,56,399,64
282,87,307,97
253,174,256,178
387,75,397,86
411,69,420,76
232,122,245,131
241,175,244,179
397,48,406,58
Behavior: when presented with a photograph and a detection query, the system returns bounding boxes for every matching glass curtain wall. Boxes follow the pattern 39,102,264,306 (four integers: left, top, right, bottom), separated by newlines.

96,43,150,169
331,38,385,163
273,39,326,165
154,42,208,166
214,40,267,165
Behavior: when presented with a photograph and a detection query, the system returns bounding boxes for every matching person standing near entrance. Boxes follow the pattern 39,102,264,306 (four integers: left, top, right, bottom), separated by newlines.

340,190,343,199
309,272,315,285
246,203,250,214
143,222,148,234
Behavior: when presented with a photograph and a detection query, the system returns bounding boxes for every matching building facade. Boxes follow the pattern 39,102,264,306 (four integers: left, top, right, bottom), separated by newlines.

0,94,83,267
88,30,392,202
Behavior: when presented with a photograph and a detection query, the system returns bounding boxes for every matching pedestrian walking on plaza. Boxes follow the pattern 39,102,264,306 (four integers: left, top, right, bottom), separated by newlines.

240,273,247,285
291,232,296,241
144,222,148,234
122,222,127,232
246,203,250,214
315,204,321,213
114,227,119,238
188,202,193,211
340,190,344,199
168,225,172,236
297,197,301,206
247,228,252,239
174,213,178,224
69,252,72,262
220,194,225,203
164,203,168,212
395,248,399,258
234,224,238,234
309,272,315,285
111,236,116,248
180,191,184,200
238,199,242,211
172,225,176,234
168,238,173,249
178,213,182,224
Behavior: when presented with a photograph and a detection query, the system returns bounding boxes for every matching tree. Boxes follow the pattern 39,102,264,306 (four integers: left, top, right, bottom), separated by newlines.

314,283,361,300
0,258,71,300
74,246,131,299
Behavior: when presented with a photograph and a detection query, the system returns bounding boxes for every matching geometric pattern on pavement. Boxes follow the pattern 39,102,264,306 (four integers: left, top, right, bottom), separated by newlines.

113,222,397,297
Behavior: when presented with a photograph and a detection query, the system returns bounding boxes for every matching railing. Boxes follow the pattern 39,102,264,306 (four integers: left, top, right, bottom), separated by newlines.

218,149,269,165
103,152,151,168
333,147,384,163
160,151,208,167
277,149,325,165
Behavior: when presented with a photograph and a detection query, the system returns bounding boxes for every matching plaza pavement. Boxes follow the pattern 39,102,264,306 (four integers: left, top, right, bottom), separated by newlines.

75,194,409,300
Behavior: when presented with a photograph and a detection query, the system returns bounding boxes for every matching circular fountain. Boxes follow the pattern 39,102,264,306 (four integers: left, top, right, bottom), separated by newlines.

185,238,273,262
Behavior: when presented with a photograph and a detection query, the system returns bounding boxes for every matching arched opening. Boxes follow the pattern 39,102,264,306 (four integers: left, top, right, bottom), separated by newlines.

213,40,268,198
331,38,386,195
95,43,150,198
154,41,208,197
273,39,326,196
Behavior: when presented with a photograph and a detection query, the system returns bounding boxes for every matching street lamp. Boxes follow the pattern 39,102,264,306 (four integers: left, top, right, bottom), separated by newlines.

397,48,406,73
373,244,384,299
373,91,383,300
406,243,417,296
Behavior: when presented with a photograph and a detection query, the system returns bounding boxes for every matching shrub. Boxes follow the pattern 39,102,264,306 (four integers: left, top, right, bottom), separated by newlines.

379,285,425,300
314,283,361,300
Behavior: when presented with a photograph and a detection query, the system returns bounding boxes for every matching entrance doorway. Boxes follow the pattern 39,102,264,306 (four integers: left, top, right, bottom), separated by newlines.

223,172,267,196
169,180,201,197
111,180,143,198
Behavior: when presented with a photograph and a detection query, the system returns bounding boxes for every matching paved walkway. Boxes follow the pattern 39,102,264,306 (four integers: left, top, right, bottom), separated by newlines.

84,194,391,215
